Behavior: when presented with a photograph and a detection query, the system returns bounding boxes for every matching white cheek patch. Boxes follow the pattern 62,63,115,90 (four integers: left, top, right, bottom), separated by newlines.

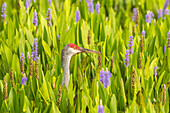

68,48,81,55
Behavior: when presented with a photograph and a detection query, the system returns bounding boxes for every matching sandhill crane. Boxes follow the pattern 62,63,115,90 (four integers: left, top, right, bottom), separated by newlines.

61,43,100,89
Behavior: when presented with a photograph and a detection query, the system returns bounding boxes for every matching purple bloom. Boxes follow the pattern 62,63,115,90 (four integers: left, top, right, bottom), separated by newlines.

25,0,32,10
96,2,100,15
132,8,137,23
88,1,94,14
167,30,170,38
1,2,7,24
20,53,25,62
163,0,170,11
153,64,158,75
67,24,69,31
124,50,130,67
48,0,51,7
145,12,151,23
163,84,166,89
164,46,165,53
80,0,82,2
32,38,38,61
150,11,154,19
46,8,52,27
20,53,25,74
76,7,80,22
21,76,27,85
104,69,111,88
99,68,111,88
158,9,163,19
164,9,169,15
141,30,146,37
129,36,134,54
58,34,60,44
33,10,38,26
99,69,104,84
86,0,90,6
98,105,104,113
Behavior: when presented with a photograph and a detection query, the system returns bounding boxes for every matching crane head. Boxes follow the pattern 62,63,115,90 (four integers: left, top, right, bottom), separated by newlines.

68,43,100,55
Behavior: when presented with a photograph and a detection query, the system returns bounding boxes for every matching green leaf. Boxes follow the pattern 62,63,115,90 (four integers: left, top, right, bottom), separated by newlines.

155,71,165,92
110,94,117,113
0,101,8,112
25,27,34,45
81,21,89,49
60,85,67,113
146,99,155,113
47,82,56,103
50,102,61,113
12,54,20,81
40,72,50,102
145,57,150,80
42,40,52,58
9,88,20,113
119,78,126,111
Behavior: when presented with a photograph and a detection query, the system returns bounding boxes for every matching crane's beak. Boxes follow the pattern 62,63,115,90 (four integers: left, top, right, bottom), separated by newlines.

79,47,101,54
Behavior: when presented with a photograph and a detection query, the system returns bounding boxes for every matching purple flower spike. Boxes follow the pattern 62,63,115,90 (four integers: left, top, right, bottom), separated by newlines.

163,0,170,11
20,53,25,62
132,8,137,23
104,68,111,88
164,46,165,53
124,50,130,67
98,100,104,113
96,2,100,15
76,7,80,22
129,36,134,54
25,0,32,10
141,30,146,37
1,2,7,24
150,11,154,19
145,11,151,23
32,38,38,61
33,10,38,26
48,0,51,7
99,68,104,84
86,0,90,6
99,68,111,88
88,1,94,14
153,63,158,76
21,76,27,85
158,9,163,19
164,9,169,15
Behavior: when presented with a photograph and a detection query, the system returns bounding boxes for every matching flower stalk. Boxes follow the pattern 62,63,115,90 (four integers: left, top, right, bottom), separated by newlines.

3,77,7,100
10,68,15,87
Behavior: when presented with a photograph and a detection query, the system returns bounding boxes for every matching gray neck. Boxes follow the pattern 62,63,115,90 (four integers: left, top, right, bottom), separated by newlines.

62,55,72,89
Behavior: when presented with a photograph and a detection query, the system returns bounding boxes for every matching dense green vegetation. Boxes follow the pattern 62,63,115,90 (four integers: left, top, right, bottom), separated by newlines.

0,0,170,112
